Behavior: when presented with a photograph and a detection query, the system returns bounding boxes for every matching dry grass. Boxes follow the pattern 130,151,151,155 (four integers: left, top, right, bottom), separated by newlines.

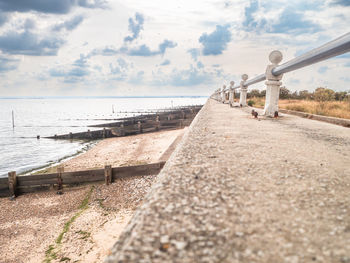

248,97,350,119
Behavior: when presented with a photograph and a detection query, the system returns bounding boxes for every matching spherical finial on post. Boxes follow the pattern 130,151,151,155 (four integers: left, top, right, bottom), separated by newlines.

269,50,283,65
242,74,248,81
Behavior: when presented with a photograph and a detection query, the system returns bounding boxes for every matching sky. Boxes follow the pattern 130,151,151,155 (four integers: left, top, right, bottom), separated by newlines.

0,0,349,97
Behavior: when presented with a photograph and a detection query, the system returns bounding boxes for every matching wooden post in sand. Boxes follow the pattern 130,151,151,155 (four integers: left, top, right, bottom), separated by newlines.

12,110,15,128
8,171,17,198
120,124,125,136
137,121,142,133
57,167,64,194
104,165,112,185
156,115,160,131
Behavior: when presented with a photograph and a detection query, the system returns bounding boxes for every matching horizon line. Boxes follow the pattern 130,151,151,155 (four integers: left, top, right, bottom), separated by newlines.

0,95,209,99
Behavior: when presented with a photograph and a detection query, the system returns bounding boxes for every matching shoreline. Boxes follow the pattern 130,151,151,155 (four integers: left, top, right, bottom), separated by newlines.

21,141,99,176
0,128,185,263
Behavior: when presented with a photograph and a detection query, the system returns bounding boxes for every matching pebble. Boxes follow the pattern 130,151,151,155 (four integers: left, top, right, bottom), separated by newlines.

172,241,187,250
160,235,169,244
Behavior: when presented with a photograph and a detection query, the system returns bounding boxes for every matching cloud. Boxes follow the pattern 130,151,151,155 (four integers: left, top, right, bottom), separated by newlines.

199,25,231,55
268,8,321,34
48,52,92,82
0,30,65,55
52,15,84,31
73,54,89,67
89,46,119,56
77,0,108,9
117,57,128,69
197,61,204,69
49,67,89,77
49,65,90,84
331,0,350,6
0,0,107,14
0,55,19,72
243,0,260,29
124,13,144,43
153,66,214,87
318,66,328,74
127,40,177,56
187,48,200,61
109,57,130,80
88,39,176,57
243,1,322,34
160,59,170,66
0,11,8,26
128,70,144,84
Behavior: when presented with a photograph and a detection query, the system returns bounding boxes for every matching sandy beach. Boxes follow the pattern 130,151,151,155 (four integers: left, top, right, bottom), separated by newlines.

0,128,185,263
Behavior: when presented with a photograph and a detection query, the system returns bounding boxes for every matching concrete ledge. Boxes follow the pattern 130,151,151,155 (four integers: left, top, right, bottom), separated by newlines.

278,108,350,128
106,99,350,263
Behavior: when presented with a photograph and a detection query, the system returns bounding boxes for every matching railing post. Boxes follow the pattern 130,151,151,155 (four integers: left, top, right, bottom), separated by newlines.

239,74,248,107
221,85,226,103
263,50,284,117
229,81,235,107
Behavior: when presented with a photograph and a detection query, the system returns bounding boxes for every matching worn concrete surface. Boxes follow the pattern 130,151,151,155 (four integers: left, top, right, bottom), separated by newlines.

106,98,350,263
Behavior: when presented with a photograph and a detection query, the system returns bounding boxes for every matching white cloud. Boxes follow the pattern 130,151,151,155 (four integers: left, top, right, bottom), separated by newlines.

0,0,349,96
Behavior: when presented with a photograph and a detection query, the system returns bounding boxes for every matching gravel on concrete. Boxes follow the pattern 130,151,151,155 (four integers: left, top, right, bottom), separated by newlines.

106,98,350,263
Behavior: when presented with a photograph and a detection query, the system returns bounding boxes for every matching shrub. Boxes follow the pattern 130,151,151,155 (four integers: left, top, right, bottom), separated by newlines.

248,100,255,106
314,87,335,102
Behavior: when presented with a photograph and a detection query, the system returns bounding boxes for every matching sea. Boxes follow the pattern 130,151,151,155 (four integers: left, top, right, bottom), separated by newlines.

0,96,207,178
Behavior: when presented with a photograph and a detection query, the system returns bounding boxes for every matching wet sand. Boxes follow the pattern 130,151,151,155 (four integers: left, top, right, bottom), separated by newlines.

0,128,185,263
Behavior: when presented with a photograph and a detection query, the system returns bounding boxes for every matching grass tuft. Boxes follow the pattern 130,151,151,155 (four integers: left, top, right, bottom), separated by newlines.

44,186,94,263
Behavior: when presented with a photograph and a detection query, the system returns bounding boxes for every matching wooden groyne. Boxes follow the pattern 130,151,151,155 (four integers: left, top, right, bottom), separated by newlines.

47,106,202,140
0,162,165,198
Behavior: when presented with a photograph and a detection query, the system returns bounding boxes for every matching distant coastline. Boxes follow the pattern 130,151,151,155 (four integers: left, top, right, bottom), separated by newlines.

0,95,209,100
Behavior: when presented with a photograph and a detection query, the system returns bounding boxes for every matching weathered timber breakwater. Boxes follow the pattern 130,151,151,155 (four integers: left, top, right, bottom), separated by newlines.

47,105,202,140
0,162,165,197
1,106,201,198
106,98,350,263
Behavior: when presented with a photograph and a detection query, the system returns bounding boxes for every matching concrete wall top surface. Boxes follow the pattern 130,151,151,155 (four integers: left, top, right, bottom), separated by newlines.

106,99,350,263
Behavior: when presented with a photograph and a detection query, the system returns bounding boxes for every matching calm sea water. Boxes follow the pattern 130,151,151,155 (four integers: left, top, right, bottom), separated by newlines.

0,97,207,177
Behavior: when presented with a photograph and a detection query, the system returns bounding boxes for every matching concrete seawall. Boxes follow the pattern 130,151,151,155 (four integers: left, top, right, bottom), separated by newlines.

106,99,350,262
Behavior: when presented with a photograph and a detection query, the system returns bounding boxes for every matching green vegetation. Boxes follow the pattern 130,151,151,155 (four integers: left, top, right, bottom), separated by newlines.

247,87,349,102
44,245,57,263
247,100,255,107
76,230,91,240
44,186,94,263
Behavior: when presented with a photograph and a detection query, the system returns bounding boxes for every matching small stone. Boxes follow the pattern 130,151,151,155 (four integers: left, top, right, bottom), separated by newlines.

337,216,343,221
160,235,169,244
235,231,244,237
286,255,299,263
173,241,187,250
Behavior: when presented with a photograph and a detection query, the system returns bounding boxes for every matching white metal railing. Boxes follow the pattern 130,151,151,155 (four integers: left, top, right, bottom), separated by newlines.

212,32,350,116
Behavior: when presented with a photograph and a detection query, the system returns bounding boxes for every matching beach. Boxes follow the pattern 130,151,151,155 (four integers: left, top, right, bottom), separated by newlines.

0,128,185,263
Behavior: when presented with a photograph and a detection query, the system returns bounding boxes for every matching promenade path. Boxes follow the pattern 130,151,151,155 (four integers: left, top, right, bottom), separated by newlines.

106,99,350,263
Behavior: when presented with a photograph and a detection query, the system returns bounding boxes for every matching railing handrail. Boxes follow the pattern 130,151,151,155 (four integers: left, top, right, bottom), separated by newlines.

231,32,350,89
